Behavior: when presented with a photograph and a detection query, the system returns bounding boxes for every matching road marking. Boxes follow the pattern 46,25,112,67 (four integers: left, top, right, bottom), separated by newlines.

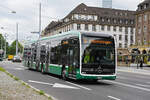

66,81,91,91
118,69,150,76
48,75,59,80
136,84,150,87
105,80,150,92
19,66,25,68
28,80,79,89
15,68,24,70
53,83,79,89
108,96,121,100
28,80,53,85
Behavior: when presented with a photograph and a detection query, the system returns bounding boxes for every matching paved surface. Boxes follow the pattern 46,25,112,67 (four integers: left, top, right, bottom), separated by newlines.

0,71,50,100
0,61,150,100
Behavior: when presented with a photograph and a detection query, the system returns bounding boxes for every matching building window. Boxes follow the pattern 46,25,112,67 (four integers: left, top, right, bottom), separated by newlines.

125,43,127,48
144,26,147,33
144,14,147,21
92,25,96,31
107,26,110,31
85,24,89,31
119,27,122,32
130,28,133,34
113,19,116,23
119,43,122,48
131,20,134,24
113,26,116,31
119,35,122,41
138,28,141,34
71,24,74,30
78,14,81,19
125,35,128,42
77,24,81,30
138,16,142,22
126,20,128,24
101,25,104,31
120,19,122,24
85,15,88,20
125,27,128,34
120,13,123,16
131,35,133,43
102,18,104,22
107,18,110,22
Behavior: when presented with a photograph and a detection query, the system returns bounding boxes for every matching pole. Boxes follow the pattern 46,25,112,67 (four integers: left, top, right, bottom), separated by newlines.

0,36,2,49
4,33,7,59
16,23,18,56
39,2,41,39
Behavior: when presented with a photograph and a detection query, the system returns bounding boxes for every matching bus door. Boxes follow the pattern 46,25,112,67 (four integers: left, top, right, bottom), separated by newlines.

45,43,50,72
68,46,79,76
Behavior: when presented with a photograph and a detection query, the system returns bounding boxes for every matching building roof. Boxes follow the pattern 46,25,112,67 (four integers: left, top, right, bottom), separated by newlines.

65,3,135,19
43,3,135,36
137,0,150,11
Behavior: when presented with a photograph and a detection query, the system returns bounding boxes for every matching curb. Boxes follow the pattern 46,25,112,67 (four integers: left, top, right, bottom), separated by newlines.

117,69,150,76
0,67,57,100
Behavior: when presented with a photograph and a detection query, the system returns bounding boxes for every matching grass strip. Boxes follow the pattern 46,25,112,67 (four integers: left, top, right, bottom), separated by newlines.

0,67,53,100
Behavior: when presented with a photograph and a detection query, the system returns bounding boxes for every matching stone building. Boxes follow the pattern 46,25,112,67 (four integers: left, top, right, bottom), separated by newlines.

42,3,136,48
136,0,150,46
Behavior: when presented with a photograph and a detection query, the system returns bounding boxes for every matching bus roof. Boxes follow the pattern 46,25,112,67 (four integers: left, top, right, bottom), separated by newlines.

25,31,114,45
40,31,114,41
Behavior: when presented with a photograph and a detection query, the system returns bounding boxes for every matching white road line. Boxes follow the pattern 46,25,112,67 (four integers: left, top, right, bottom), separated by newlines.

28,80,54,85
19,66,25,68
105,80,150,92
108,96,121,100
48,75,59,80
136,84,150,87
15,68,24,70
66,81,91,91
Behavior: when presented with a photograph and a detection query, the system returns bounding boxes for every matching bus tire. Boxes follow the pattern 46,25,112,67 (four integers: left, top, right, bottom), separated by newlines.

36,62,39,71
62,68,67,80
93,79,98,82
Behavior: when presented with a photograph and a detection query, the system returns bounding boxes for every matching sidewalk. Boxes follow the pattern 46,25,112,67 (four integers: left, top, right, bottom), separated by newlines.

117,63,150,76
0,67,52,100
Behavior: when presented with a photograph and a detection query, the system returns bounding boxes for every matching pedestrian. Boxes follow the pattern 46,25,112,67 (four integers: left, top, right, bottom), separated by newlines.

136,56,140,69
140,57,143,69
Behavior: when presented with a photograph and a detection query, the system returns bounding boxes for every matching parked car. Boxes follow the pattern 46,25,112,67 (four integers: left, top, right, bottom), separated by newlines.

12,56,22,62
8,55,14,61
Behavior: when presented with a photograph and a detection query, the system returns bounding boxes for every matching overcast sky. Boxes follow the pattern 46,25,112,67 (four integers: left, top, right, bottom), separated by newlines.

0,0,143,45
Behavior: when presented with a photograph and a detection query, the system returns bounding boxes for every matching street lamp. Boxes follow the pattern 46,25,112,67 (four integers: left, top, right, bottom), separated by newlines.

16,23,18,56
10,10,18,56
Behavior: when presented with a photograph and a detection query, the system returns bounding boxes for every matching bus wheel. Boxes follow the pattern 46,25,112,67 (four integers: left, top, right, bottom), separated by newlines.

62,68,67,80
93,79,98,82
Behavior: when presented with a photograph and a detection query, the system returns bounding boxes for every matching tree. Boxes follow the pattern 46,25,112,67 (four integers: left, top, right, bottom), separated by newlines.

0,34,9,56
8,40,23,55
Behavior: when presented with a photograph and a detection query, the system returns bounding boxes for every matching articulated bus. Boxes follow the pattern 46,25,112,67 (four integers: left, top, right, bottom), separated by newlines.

23,31,116,81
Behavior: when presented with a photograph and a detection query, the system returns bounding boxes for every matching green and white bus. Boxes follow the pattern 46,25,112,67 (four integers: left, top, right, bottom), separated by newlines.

23,31,116,81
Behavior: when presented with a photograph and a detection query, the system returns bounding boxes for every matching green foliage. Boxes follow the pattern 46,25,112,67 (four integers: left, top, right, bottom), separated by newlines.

39,90,45,95
0,67,6,72
8,40,23,55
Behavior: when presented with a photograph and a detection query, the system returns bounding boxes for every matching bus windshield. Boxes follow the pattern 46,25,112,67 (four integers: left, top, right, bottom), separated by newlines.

81,34,115,75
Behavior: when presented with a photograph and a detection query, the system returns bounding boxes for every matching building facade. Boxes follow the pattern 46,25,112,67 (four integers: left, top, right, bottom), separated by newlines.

42,3,136,48
136,0,150,46
102,0,112,8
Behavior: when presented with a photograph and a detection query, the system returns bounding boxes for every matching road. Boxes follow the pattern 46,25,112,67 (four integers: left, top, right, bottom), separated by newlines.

0,61,150,100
